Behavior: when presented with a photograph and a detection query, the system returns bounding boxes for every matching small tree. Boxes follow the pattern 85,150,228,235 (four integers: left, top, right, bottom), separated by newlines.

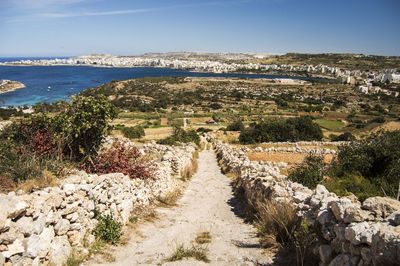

55,95,116,161
288,155,325,189
226,120,245,131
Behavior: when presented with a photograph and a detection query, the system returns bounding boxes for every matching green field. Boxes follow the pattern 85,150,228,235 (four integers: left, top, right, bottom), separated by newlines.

315,119,345,131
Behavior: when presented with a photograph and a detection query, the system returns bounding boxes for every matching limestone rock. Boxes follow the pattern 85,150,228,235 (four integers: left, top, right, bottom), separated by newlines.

0,252,4,266
0,196,28,220
371,225,400,265
48,236,71,266
319,244,333,264
362,197,400,218
14,216,34,237
328,198,353,222
343,206,372,224
54,219,70,236
344,222,381,245
2,239,24,258
328,254,359,266
387,211,400,226
25,226,55,258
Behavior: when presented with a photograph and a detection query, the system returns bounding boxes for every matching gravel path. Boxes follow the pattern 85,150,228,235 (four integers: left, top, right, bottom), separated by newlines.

91,150,271,265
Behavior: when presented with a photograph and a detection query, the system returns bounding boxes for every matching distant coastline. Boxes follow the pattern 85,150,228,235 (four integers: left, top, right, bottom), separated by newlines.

0,80,26,94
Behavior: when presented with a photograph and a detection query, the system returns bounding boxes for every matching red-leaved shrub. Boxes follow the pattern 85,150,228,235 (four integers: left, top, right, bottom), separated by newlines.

30,131,58,157
82,141,155,180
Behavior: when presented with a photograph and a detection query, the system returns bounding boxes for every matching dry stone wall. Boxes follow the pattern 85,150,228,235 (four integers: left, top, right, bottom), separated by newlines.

0,142,196,266
214,140,400,266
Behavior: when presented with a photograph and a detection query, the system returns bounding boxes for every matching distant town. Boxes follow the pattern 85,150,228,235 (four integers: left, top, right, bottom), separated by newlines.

2,52,400,98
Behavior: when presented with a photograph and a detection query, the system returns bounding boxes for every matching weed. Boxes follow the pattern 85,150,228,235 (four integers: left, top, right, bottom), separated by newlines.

195,232,212,244
93,215,122,245
158,190,182,206
64,252,83,266
166,244,210,263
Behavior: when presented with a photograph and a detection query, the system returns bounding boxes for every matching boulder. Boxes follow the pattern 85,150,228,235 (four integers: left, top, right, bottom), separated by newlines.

25,226,55,258
328,198,353,222
344,222,381,245
48,236,71,266
371,225,400,265
0,196,28,220
0,253,4,266
362,197,400,218
328,254,359,266
343,206,372,224
0,227,23,245
54,219,70,236
2,239,24,258
14,216,34,237
387,211,400,226
319,244,333,264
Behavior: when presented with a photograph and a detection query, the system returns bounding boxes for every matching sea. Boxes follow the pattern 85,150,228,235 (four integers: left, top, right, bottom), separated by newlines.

0,57,320,107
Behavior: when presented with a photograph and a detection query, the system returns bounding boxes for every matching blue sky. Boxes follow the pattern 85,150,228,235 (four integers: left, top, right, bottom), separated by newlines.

0,0,399,57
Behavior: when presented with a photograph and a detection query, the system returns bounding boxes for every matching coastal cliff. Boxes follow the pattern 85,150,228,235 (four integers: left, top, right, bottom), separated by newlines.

0,80,25,94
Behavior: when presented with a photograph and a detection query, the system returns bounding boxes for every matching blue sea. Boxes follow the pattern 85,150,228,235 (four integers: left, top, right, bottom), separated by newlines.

0,57,313,107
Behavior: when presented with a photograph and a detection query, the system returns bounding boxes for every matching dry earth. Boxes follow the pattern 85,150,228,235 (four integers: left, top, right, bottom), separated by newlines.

88,150,271,266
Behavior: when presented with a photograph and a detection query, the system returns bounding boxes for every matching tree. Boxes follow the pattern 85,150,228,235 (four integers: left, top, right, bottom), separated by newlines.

55,95,116,160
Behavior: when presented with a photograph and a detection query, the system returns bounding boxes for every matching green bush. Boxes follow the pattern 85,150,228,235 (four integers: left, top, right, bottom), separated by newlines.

158,127,200,145
333,130,400,198
330,132,355,141
324,173,382,201
226,120,245,131
54,95,116,160
239,116,323,144
0,95,116,184
93,215,122,245
0,141,43,182
121,126,145,139
288,155,325,189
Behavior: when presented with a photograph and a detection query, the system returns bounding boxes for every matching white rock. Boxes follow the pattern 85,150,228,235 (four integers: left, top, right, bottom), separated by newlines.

54,219,70,235
14,216,34,236
25,226,55,258
48,235,71,266
2,239,24,258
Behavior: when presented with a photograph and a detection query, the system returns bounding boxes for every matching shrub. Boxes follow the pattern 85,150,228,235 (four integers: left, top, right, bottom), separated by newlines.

323,173,382,201
257,201,318,265
0,141,43,182
93,215,122,245
82,141,154,180
54,95,116,160
0,175,16,193
330,132,355,141
288,155,325,189
226,119,245,131
333,130,400,198
239,116,323,144
158,127,200,146
196,127,213,133
121,126,145,139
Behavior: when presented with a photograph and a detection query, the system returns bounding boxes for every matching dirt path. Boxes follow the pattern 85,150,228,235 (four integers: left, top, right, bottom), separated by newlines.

90,150,271,266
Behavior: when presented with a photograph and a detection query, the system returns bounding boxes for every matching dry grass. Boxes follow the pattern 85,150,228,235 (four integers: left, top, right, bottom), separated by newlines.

166,244,210,263
247,152,333,165
181,156,199,181
18,169,58,192
143,127,173,140
256,201,299,248
0,175,16,193
195,232,212,244
157,189,182,207
160,117,169,126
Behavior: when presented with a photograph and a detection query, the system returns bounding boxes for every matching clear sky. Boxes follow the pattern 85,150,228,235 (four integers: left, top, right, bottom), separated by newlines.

0,0,399,57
